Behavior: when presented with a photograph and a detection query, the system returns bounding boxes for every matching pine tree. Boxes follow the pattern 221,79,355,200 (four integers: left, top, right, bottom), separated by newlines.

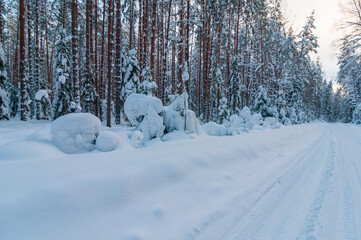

52,29,73,119
0,42,9,120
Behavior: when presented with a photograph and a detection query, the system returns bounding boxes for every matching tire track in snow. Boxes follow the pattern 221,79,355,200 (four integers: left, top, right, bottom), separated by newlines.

296,136,336,240
221,127,332,240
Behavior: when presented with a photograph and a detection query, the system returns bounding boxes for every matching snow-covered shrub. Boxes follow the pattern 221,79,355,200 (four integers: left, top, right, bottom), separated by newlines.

35,89,51,120
268,106,279,120
218,97,230,124
227,114,243,135
264,117,281,129
353,103,361,124
252,113,263,126
51,113,101,154
124,94,165,140
163,93,203,134
239,106,254,129
202,122,228,136
96,131,123,152
138,67,157,95
288,107,298,124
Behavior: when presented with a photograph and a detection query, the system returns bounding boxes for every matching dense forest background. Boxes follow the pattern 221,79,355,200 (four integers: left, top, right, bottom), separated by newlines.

0,0,360,126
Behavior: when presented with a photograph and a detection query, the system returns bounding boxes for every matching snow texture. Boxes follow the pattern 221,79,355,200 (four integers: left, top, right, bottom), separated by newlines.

35,90,49,101
124,94,165,140
202,122,228,136
51,113,101,154
96,131,123,152
2,122,361,240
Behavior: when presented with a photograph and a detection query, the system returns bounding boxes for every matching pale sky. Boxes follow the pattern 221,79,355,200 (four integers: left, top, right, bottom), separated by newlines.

283,0,342,82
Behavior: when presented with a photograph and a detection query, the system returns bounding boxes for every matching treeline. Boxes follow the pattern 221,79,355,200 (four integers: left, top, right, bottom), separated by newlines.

0,0,338,125
336,0,361,123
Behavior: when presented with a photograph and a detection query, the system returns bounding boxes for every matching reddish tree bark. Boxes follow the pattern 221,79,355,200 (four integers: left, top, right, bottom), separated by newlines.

106,0,113,127
114,0,122,124
19,0,26,120
150,0,157,81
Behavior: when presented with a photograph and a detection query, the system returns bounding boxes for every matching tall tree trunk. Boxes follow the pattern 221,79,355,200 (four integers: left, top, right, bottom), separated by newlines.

129,0,135,50
20,0,27,121
106,0,113,127
178,0,184,94
114,0,122,124
150,0,157,81
72,0,80,112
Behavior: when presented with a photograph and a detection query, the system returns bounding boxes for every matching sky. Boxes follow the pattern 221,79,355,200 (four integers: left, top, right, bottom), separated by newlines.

282,0,342,82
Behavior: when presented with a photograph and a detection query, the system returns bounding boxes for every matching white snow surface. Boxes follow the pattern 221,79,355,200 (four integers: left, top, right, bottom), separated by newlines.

51,113,101,154
96,131,123,152
35,90,49,101
1,121,361,240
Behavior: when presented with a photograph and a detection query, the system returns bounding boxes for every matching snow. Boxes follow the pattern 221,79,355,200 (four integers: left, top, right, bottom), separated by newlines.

51,113,101,154
35,90,49,101
163,93,203,135
202,122,228,136
58,75,66,84
124,94,165,140
96,131,123,152
1,121,361,240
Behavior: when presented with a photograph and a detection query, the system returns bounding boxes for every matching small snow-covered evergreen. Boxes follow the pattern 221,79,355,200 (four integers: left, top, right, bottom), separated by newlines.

0,43,9,120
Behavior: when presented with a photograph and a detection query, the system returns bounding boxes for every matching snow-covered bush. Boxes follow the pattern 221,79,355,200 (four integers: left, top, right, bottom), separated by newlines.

163,93,203,134
264,117,281,129
353,103,361,124
124,94,165,140
218,97,230,124
138,67,157,95
252,113,263,126
202,122,227,136
288,107,298,124
51,113,101,154
35,89,51,120
227,114,243,135
96,131,123,152
239,106,254,129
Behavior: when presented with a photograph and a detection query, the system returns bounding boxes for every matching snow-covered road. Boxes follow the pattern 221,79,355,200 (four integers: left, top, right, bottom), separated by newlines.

0,122,360,240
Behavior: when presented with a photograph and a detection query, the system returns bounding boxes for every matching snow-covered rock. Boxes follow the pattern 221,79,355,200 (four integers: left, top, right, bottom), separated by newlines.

96,131,123,152
51,113,101,154
124,94,165,140
202,122,228,136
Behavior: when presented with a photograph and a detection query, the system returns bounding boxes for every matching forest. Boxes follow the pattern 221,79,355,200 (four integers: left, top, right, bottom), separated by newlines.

0,0,360,127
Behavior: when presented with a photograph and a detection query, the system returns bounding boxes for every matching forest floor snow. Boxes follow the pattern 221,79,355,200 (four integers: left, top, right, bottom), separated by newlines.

1,120,361,240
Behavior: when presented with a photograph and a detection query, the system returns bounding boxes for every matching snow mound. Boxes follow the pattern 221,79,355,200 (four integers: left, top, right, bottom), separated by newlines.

163,93,203,135
0,141,64,161
124,94,165,140
264,117,281,129
96,131,123,152
27,125,52,143
202,122,227,136
51,113,101,154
